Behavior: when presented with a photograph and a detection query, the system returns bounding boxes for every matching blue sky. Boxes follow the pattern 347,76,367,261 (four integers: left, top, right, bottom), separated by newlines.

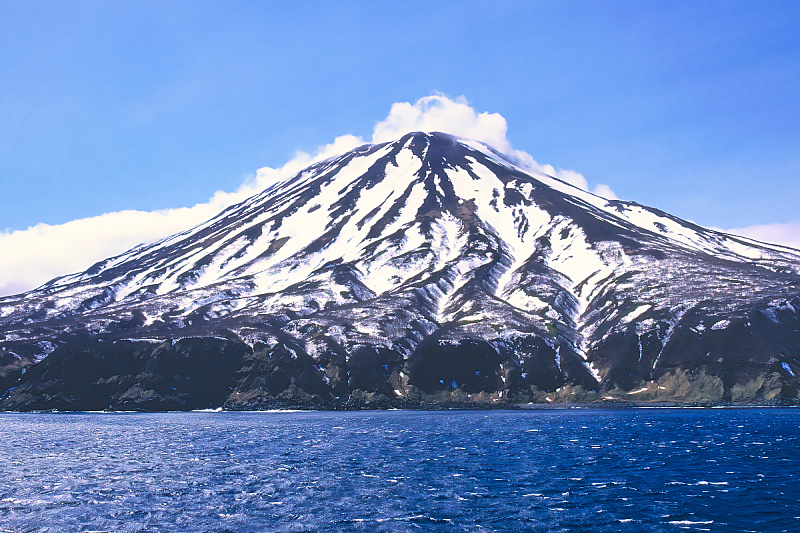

1,1,799,294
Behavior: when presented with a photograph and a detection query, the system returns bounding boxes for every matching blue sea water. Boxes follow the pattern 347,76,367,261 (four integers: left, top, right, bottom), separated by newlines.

0,409,798,532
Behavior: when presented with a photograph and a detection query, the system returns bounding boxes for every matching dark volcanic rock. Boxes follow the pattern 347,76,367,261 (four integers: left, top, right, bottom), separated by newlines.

2,337,248,411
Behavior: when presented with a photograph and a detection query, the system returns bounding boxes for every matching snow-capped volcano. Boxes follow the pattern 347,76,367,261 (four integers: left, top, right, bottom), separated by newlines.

2,132,800,410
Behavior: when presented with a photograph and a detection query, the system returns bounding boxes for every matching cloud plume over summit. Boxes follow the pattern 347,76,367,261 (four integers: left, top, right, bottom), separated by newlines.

372,95,616,197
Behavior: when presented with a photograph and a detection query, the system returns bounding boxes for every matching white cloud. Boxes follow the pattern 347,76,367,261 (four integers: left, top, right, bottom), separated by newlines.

372,94,617,199
0,207,216,297
0,134,363,297
592,183,619,200
373,95,511,151
0,95,615,296
726,221,800,251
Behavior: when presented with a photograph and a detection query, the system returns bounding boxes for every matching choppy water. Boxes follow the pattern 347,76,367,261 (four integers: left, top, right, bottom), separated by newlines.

0,409,798,532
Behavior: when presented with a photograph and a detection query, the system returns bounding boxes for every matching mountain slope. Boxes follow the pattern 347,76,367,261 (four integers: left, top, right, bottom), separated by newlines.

2,132,799,409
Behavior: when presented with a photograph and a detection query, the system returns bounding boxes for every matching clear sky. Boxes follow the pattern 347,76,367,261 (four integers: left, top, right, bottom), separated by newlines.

1,1,799,295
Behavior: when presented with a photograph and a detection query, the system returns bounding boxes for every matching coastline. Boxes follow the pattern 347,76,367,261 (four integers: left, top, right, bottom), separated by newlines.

2,399,797,414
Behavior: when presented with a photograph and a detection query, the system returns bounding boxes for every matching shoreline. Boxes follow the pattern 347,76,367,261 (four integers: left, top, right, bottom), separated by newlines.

2,400,797,414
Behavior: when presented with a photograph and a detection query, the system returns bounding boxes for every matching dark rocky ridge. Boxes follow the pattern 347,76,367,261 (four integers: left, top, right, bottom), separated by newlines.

2,132,800,410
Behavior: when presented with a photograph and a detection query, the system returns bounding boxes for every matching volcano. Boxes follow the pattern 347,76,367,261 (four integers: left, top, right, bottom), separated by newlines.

2,131,800,410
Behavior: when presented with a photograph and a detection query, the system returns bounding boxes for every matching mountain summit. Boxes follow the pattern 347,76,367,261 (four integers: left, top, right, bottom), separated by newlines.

2,132,800,409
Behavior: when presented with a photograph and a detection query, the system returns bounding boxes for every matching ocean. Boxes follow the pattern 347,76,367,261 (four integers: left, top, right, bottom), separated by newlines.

1,409,798,532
